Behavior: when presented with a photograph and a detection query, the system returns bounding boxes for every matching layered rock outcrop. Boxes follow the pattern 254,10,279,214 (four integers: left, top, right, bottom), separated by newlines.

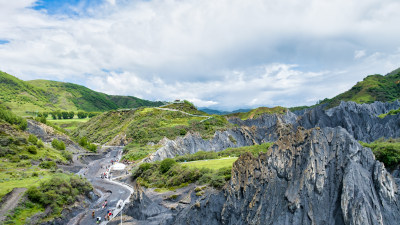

144,125,279,162
169,126,400,225
145,101,400,162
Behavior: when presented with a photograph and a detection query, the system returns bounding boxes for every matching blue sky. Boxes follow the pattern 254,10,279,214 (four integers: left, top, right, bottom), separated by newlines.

0,0,400,110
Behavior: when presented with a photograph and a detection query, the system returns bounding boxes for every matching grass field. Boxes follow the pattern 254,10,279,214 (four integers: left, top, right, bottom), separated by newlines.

181,157,238,170
0,173,52,200
47,117,90,131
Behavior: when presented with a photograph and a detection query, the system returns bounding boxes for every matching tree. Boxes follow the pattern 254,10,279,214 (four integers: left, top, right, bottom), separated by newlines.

61,111,69,119
50,112,57,120
160,158,176,173
56,110,62,119
68,111,75,119
77,111,88,119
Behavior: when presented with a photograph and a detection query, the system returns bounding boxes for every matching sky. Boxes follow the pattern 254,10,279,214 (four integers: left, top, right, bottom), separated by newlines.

0,0,400,110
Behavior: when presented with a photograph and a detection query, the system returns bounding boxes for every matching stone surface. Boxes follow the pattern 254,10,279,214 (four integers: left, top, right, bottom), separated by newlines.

169,126,400,225
145,101,400,162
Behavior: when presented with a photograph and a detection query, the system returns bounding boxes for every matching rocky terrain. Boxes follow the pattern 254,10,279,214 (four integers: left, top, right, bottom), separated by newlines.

127,125,400,225
27,120,86,154
145,101,400,162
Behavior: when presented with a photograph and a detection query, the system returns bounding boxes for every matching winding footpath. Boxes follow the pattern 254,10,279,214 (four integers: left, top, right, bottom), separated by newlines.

67,146,133,225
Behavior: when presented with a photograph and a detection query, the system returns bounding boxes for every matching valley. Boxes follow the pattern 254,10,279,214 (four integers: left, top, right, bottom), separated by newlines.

1,68,400,225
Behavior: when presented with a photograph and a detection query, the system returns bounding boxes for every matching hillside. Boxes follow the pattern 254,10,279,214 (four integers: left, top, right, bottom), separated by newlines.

74,102,233,160
227,106,287,120
316,67,400,108
0,71,164,115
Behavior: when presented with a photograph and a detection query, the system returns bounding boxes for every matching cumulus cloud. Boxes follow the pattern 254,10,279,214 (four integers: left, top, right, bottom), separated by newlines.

0,0,399,109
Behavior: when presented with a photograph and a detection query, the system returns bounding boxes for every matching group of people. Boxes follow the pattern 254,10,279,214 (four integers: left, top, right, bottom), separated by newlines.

100,165,112,179
93,200,114,223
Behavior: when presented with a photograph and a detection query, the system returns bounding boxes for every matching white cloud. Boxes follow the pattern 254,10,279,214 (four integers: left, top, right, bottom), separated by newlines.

0,0,400,109
354,50,366,59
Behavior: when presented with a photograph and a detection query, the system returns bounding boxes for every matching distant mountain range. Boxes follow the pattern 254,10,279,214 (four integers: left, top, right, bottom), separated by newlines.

1,67,400,116
0,71,164,115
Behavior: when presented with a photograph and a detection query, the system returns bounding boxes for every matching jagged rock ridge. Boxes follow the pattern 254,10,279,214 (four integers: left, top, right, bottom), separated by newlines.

169,126,400,225
145,101,400,162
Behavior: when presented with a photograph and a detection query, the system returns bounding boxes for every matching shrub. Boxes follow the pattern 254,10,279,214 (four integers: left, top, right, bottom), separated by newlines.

36,139,44,148
51,139,66,150
139,163,152,172
62,151,73,161
28,134,38,144
78,136,88,147
360,139,400,168
87,143,97,152
160,158,176,173
39,161,57,169
27,145,38,155
77,111,88,119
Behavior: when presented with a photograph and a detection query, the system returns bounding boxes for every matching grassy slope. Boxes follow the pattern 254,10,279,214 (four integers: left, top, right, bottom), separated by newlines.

160,101,209,115
28,79,164,112
228,106,287,120
76,102,233,161
0,71,163,115
133,143,273,190
316,68,400,109
181,157,238,170
360,138,400,168
76,103,232,145
0,71,53,115
0,105,92,224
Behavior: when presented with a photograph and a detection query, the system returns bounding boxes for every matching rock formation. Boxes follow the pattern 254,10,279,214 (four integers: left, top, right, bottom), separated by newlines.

145,101,400,162
168,126,400,225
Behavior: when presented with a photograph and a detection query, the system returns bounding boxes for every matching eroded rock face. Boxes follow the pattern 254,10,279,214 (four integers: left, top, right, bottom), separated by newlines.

170,127,400,225
296,101,400,142
144,125,278,162
27,120,85,153
145,101,400,162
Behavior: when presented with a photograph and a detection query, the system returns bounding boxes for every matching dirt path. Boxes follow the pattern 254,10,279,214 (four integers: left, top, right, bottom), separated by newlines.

0,188,27,222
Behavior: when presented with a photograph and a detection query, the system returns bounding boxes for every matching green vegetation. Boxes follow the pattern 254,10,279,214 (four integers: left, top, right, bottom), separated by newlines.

76,103,232,148
160,101,208,115
229,106,287,120
47,117,89,132
5,173,92,224
51,139,66,150
360,138,400,168
378,107,400,118
78,136,97,152
0,105,71,201
133,143,273,190
289,105,311,112
122,143,160,161
182,157,238,170
0,71,163,116
317,69,400,108
133,158,231,189
0,103,27,130
174,142,273,162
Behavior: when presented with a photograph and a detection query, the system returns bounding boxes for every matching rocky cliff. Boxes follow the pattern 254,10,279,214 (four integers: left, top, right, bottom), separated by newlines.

168,126,400,225
145,101,400,162
144,125,279,162
27,120,86,154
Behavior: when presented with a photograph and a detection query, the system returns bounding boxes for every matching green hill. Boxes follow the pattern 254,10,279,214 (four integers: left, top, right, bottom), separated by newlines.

228,106,288,120
74,102,232,161
0,71,164,115
317,68,400,108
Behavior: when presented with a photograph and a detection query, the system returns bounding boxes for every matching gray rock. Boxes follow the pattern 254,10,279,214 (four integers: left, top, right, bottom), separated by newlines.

169,126,400,225
145,101,400,162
